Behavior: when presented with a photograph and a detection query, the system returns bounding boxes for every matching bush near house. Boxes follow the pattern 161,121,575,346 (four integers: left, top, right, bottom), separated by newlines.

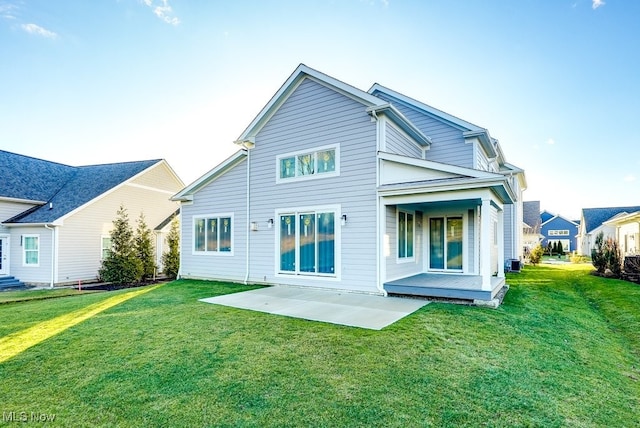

591,231,622,278
528,243,544,265
99,205,143,284
162,216,180,279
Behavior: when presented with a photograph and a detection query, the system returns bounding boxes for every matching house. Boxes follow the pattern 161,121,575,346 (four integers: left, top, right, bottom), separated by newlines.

522,201,542,253
540,212,579,253
602,211,640,256
0,150,184,288
172,64,526,303
577,206,640,256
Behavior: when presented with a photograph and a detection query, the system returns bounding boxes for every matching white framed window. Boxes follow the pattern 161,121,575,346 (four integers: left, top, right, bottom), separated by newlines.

193,214,233,255
101,236,112,260
23,234,39,267
276,144,339,183
276,206,339,277
397,210,415,261
549,230,570,236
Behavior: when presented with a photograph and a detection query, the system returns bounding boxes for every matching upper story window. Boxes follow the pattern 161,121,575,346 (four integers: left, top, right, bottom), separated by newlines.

23,234,39,266
549,230,570,236
277,145,339,183
193,214,233,255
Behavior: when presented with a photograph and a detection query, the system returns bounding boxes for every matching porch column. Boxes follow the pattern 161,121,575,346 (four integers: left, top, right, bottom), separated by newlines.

497,208,505,278
480,198,492,290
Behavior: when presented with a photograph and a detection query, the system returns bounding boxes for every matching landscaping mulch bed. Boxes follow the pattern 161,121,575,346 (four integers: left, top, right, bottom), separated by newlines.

74,279,169,292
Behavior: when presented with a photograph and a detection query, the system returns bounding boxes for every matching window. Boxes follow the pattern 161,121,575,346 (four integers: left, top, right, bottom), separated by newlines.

278,209,336,276
23,235,39,266
277,145,339,182
398,210,414,260
549,230,570,236
193,215,233,254
101,236,112,260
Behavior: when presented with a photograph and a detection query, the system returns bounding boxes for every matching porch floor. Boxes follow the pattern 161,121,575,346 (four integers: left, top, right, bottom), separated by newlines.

384,273,505,301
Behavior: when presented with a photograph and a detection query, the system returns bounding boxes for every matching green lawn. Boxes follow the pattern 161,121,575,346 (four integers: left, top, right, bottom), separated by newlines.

0,265,638,427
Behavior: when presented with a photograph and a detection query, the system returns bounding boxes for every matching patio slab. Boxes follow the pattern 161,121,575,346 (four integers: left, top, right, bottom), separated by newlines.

199,286,429,330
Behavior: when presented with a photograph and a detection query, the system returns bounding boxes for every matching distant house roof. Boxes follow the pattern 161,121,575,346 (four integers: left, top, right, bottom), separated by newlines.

540,210,555,224
1,150,162,225
581,206,640,234
523,201,541,231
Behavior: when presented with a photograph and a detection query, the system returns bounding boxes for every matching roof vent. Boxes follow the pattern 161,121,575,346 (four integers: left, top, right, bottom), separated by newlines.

49,202,53,210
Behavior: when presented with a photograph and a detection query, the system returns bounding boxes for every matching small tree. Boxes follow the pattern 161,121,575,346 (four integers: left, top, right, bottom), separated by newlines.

591,232,607,273
547,241,553,256
99,205,143,284
529,243,544,266
604,237,622,278
552,241,558,256
162,216,180,279
135,211,157,281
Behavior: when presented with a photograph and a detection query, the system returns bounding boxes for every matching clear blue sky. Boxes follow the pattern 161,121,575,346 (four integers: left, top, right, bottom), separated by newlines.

1,0,637,219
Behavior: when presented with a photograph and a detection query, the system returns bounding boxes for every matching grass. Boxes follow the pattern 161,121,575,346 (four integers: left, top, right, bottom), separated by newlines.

0,266,638,427
0,287,102,304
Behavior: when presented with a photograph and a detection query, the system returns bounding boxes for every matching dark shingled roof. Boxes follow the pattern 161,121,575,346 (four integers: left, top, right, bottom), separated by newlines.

1,150,161,224
523,201,541,230
582,206,640,234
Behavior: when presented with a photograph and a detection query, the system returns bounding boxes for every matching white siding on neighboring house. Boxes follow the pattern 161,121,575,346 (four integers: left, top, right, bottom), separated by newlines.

9,226,52,284
0,201,37,232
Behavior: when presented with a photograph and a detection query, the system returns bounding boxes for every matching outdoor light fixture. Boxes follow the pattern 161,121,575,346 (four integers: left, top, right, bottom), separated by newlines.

341,214,347,226
267,218,274,228
250,221,259,231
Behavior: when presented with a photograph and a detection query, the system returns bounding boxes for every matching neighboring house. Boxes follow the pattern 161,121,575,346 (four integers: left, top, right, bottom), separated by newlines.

540,212,579,253
577,206,640,256
540,210,554,224
602,211,640,256
0,150,184,287
172,64,526,303
522,201,542,253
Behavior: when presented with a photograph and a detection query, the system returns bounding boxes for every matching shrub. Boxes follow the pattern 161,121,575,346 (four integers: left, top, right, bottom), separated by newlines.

99,205,143,284
570,253,590,264
529,244,544,266
162,216,180,279
591,232,622,278
135,212,157,280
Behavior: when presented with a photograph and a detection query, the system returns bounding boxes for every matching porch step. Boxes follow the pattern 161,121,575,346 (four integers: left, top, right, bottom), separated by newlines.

0,276,26,290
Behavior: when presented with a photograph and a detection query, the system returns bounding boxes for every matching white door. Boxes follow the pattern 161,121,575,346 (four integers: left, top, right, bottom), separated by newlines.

0,237,9,275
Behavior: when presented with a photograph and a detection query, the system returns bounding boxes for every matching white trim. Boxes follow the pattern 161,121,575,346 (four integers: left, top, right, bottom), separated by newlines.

22,234,40,267
0,236,10,275
191,213,235,256
125,182,177,195
396,209,416,263
425,212,468,273
275,144,340,184
274,204,341,281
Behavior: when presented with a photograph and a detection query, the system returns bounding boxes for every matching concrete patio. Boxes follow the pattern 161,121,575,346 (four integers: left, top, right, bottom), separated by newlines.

199,286,429,330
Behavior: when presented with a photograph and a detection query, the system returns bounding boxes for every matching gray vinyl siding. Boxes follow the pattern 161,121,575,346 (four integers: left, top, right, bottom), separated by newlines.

180,160,248,282
375,93,474,168
468,208,476,274
384,206,423,281
504,204,515,260
385,122,422,158
247,78,379,293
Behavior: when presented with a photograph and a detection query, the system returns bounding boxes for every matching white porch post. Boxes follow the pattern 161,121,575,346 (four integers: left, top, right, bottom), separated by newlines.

497,208,505,278
480,199,492,290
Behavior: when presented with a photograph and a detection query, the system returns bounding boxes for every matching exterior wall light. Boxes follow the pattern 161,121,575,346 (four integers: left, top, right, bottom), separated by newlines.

341,214,347,226
267,219,274,228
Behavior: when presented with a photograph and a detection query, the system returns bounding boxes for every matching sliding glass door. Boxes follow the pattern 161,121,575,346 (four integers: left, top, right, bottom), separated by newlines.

429,216,463,271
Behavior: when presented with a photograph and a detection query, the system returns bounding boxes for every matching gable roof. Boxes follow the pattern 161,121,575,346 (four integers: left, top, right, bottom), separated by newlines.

368,84,498,159
2,150,163,225
581,206,640,234
235,64,430,148
541,214,579,228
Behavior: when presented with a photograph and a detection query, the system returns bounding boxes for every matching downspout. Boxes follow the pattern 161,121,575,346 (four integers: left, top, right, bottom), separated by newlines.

234,139,255,285
44,224,55,288
244,146,251,285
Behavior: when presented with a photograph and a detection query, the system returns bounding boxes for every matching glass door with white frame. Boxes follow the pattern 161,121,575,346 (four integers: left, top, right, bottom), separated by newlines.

429,217,463,271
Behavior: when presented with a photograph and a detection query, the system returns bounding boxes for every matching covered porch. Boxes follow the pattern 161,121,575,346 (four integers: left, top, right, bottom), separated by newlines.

384,273,506,301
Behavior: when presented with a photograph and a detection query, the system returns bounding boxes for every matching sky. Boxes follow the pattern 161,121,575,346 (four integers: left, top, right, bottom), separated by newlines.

1,0,638,220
